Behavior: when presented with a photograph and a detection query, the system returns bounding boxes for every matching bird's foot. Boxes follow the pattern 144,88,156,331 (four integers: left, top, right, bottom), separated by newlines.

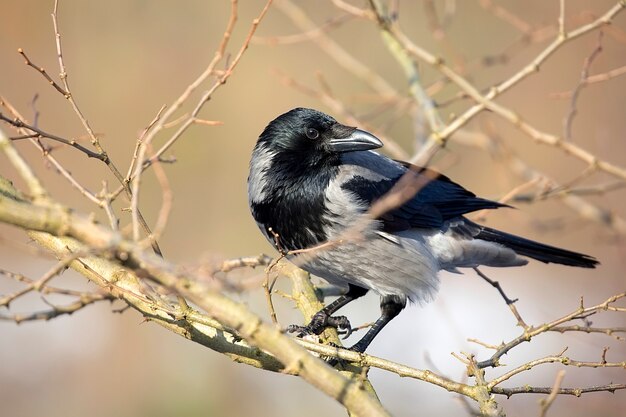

286,310,352,337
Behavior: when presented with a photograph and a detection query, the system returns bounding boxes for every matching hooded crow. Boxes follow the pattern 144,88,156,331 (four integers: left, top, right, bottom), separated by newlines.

248,107,598,354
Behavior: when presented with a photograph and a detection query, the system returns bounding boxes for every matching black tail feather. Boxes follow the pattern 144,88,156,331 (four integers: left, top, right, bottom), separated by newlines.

476,226,599,268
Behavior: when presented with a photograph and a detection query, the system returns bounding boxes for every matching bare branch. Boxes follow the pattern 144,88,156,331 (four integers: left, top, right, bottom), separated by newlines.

563,32,604,141
253,13,354,45
477,293,626,368
0,112,106,160
491,383,626,398
0,126,48,200
0,176,392,417
16,47,68,96
3,2,625,415
473,267,519,306
551,64,626,97
374,1,626,167
129,0,273,244
218,254,273,273
50,0,162,255
0,254,80,308
0,291,115,323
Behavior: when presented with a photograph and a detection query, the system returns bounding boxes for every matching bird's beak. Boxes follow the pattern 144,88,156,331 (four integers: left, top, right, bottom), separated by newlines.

328,128,384,152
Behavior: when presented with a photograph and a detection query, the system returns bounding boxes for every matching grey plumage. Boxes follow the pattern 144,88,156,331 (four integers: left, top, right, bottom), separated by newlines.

295,150,527,304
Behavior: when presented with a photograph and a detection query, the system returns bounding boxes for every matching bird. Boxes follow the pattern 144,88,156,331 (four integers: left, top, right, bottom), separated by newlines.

247,107,598,355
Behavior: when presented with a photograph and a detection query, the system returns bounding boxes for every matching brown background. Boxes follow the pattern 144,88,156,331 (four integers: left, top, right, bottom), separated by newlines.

1,1,625,416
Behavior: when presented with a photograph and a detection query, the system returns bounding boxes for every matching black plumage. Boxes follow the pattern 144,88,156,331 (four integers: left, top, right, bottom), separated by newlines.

341,166,509,231
474,225,598,267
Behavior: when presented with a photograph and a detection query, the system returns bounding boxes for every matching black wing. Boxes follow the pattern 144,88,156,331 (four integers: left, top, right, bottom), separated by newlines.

341,159,507,231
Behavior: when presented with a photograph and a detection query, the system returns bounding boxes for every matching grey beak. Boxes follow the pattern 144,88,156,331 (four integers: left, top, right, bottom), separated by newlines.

328,128,384,153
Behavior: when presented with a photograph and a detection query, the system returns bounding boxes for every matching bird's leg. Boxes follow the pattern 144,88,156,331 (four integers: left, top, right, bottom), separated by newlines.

348,295,406,354
325,295,406,367
287,284,368,337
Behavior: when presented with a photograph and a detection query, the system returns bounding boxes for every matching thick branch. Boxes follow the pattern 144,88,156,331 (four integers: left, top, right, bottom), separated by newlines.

0,176,390,417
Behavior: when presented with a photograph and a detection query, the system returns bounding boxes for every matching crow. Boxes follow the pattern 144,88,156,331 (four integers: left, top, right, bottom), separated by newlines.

248,107,598,354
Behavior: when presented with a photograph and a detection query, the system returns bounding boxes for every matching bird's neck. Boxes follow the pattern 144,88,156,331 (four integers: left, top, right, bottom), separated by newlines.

251,148,340,251
267,146,340,196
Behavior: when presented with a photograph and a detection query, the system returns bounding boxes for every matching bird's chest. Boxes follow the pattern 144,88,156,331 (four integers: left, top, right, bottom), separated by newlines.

250,172,335,251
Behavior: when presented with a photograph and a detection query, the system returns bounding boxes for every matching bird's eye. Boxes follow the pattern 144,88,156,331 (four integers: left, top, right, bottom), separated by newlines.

305,127,320,140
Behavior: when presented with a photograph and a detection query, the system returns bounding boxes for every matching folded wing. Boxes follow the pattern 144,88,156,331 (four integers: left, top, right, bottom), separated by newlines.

339,152,506,231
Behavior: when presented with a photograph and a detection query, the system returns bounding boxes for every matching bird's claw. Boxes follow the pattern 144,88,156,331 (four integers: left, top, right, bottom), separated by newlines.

286,310,352,337
327,315,353,338
285,324,312,337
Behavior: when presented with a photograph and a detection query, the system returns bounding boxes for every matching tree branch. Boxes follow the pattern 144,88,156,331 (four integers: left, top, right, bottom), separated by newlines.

0,174,391,417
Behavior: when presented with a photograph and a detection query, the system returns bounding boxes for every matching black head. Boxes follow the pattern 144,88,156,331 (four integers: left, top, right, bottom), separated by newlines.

257,108,383,166
249,108,384,250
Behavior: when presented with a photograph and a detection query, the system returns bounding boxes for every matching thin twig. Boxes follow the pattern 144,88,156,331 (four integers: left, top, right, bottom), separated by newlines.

551,64,626,97
148,0,274,164
540,370,566,417
478,0,533,33
394,1,626,167
477,292,626,368
549,324,626,340
129,0,273,244
1,98,102,204
456,123,626,235
219,254,273,272
0,253,82,308
125,104,167,184
253,13,354,45
369,0,444,138
145,142,172,245
0,292,115,323
17,48,68,96
473,268,518,305
558,0,566,38
1,107,106,161
0,126,48,200
563,32,604,141
50,0,162,255
99,181,119,231
491,383,626,397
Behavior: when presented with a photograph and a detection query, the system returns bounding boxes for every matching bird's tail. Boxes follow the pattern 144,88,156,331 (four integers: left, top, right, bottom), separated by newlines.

476,226,599,268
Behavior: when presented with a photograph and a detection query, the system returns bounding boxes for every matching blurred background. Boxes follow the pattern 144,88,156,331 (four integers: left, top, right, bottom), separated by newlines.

1,1,625,416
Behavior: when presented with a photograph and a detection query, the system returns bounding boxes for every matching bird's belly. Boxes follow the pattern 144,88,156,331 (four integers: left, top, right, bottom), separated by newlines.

295,233,440,304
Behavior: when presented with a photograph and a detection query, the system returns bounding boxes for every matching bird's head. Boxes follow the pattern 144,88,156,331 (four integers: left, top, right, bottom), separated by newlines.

257,108,383,163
